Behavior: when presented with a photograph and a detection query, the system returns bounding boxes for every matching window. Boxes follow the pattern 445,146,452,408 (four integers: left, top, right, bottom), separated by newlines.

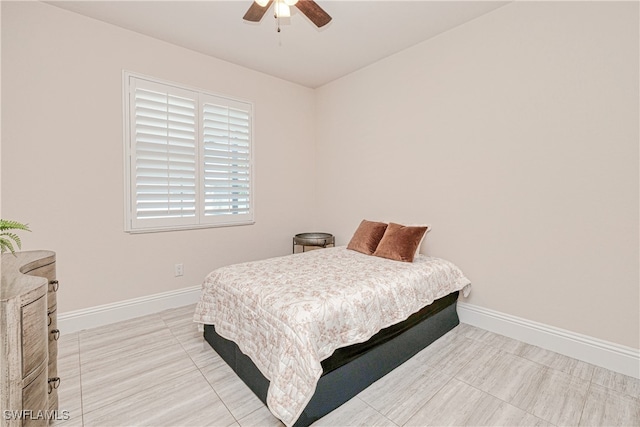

124,73,253,232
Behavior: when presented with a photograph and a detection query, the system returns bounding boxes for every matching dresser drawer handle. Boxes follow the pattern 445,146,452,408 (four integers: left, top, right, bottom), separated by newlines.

47,311,53,326
49,280,59,292
51,329,60,341
48,377,60,393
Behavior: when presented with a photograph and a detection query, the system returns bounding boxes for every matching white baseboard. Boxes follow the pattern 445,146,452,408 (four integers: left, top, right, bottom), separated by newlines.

457,301,640,379
58,285,202,334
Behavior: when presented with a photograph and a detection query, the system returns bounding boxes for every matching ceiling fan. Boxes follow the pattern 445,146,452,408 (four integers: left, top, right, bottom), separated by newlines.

243,0,332,30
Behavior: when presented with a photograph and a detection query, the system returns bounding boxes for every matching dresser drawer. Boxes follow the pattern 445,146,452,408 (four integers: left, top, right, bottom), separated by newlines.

22,364,48,427
21,262,57,311
47,344,58,379
20,262,55,283
21,296,48,378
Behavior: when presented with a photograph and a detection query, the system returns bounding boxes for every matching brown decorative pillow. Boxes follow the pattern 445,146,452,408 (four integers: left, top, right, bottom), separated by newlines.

346,220,388,255
373,222,429,262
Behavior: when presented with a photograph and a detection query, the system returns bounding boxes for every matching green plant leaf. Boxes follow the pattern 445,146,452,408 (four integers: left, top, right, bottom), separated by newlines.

0,219,30,232
0,219,30,255
1,232,21,248
0,239,16,255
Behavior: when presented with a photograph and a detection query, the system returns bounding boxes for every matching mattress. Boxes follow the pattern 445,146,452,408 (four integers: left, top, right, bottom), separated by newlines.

203,290,461,427
194,247,471,426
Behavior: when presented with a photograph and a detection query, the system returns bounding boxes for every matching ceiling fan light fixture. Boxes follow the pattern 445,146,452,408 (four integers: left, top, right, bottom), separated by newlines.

243,0,332,30
274,1,291,18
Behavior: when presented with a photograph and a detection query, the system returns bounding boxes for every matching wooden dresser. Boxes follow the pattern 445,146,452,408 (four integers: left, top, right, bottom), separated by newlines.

1,251,59,426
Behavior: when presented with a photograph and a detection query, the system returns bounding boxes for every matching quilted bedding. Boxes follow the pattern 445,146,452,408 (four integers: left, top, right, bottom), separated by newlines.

193,247,471,426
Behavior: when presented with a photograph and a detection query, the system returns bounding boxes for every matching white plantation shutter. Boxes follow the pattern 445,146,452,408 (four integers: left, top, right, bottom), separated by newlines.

125,74,253,232
201,95,252,224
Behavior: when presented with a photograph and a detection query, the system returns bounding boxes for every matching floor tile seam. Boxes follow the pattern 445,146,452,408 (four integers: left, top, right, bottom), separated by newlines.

353,395,399,426
158,312,192,325
348,396,400,427
159,307,195,330
419,349,474,377
226,417,243,427
77,332,85,427
581,363,595,383
79,329,176,348
79,372,204,424
197,362,245,427
397,376,458,426
163,315,240,425
446,339,490,378
79,360,200,417
162,313,206,375
356,363,452,417
460,329,512,347
78,339,187,372
235,406,271,427
575,380,595,427
457,325,533,351
78,330,183,362
589,376,640,401
79,328,165,346
454,376,553,425
514,354,596,384
464,328,599,385
590,379,640,403
78,316,166,346
79,350,197,386
483,344,591,386
77,318,190,371
82,344,199,381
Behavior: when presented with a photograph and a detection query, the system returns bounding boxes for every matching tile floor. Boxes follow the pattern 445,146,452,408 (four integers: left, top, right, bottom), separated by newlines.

52,304,640,427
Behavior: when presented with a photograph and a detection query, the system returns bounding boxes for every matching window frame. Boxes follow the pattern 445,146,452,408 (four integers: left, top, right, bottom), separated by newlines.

123,71,255,233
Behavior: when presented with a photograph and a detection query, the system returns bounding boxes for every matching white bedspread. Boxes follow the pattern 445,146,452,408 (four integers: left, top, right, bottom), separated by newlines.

193,247,471,426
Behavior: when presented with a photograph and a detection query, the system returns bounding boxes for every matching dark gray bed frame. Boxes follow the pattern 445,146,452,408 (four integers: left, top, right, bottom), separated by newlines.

203,291,460,427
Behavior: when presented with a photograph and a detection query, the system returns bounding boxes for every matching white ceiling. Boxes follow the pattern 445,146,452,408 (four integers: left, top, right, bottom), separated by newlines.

47,0,509,88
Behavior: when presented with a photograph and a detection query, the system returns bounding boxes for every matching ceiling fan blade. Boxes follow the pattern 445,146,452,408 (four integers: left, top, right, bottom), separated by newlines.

295,0,332,28
243,0,273,22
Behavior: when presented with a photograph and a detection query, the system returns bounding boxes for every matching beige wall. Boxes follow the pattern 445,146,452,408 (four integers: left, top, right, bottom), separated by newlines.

315,2,639,349
2,2,638,350
1,1,317,313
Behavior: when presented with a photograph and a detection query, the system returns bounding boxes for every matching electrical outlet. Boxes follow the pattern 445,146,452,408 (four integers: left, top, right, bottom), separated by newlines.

175,263,184,277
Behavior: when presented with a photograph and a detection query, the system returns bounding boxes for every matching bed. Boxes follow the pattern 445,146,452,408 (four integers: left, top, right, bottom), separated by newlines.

194,236,471,427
